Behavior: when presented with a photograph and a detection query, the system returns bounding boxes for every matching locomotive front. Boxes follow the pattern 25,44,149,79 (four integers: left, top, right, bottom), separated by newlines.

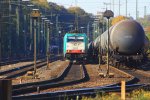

64,33,87,60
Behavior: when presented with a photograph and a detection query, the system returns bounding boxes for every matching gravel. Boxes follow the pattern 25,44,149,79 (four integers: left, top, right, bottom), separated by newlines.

12,60,70,85
39,64,133,93
0,60,42,72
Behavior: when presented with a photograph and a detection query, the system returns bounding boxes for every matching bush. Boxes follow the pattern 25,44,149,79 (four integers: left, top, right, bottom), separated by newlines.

82,89,150,100
131,89,150,100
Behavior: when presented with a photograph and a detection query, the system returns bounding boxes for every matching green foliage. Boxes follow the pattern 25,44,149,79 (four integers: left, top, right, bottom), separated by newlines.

146,33,150,40
111,15,127,26
138,15,150,27
67,6,91,26
31,0,50,9
48,2,67,13
131,89,150,100
82,89,150,100
82,93,120,100
68,6,87,16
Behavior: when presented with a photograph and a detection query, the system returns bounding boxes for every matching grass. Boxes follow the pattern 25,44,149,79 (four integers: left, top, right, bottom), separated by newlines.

146,33,150,40
130,89,150,100
82,93,120,100
81,89,150,100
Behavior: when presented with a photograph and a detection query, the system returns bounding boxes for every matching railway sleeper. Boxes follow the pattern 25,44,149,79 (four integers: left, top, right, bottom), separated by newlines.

98,72,114,78
98,73,105,78
26,71,34,76
22,71,39,79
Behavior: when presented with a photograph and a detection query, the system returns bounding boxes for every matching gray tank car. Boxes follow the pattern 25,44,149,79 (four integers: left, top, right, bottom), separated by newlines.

111,20,145,55
89,20,149,64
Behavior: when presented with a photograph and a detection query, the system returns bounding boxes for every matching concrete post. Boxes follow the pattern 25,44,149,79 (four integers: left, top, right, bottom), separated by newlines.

121,81,126,100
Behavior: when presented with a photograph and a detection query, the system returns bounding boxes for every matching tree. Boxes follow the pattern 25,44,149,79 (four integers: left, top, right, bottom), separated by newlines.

68,6,87,16
145,26,150,34
31,0,50,9
111,15,127,26
138,15,150,28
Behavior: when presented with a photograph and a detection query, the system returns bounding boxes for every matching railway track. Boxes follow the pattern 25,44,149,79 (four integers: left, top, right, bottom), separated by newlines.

11,61,150,99
13,84,146,100
0,60,46,79
110,60,149,84
12,62,150,100
0,56,44,66
12,62,89,96
0,56,62,79
119,67,150,84
108,59,150,85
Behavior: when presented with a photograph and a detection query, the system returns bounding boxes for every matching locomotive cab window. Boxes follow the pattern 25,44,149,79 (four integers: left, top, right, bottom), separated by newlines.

67,36,84,42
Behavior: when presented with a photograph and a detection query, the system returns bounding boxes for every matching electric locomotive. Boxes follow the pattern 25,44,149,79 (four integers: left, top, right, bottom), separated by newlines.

63,32,88,60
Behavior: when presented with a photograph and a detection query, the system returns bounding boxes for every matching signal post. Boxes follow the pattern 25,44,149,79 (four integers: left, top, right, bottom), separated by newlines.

103,10,114,77
30,9,41,78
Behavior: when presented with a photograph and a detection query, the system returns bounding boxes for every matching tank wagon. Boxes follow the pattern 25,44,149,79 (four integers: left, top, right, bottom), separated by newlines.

89,20,149,65
63,32,88,60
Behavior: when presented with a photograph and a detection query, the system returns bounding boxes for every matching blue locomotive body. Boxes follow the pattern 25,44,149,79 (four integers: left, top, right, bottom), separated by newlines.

63,33,88,60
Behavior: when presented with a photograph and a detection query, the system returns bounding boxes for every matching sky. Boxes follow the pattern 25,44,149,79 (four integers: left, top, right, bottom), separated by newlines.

47,0,150,19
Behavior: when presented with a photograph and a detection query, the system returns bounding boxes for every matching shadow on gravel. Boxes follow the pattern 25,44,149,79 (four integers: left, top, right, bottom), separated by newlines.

13,62,90,96
82,64,90,82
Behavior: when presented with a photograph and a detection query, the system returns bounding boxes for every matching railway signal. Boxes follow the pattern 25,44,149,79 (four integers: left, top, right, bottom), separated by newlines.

31,9,41,18
31,9,41,79
103,10,114,77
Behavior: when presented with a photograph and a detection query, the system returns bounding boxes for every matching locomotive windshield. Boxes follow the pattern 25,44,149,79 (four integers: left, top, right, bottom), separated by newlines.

67,36,84,42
